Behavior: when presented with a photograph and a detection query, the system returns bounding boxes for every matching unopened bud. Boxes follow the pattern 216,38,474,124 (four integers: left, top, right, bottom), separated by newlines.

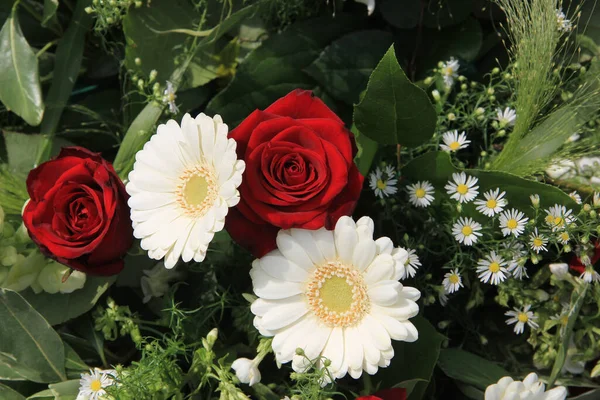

492,67,500,74
475,107,485,115
489,95,496,101
134,57,142,66
564,244,572,252
549,263,569,279
432,90,441,102
206,328,218,346
584,204,592,212
461,84,467,91
424,77,433,85
149,69,157,82
480,151,487,157
503,73,512,80
530,194,540,208
497,129,506,137
447,113,456,121
487,87,495,95
85,6,93,14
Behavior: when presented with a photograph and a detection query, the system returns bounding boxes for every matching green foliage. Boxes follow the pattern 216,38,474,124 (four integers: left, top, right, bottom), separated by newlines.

0,383,25,400
437,348,510,390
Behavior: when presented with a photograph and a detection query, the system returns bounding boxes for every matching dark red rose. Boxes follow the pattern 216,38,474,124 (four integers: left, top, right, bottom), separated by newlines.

356,388,407,400
23,147,133,275
569,240,600,274
225,89,364,257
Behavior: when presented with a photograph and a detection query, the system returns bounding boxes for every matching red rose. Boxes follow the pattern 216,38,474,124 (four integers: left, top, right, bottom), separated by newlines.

23,147,133,275
356,388,407,400
225,89,364,257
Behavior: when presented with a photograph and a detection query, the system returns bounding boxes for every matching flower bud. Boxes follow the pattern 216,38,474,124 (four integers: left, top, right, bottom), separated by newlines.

432,90,441,102
475,107,485,115
135,1,142,7
492,67,500,74
137,79,144,90
295,348,305,356
549,263,569,279
206,328,218,347
134,57,142,66
149,69,158,82
497,129,506,137
503,73,512,80
424,77,433,85
84,6,93,14
591,210,597,219
447,113,456,121
564,244,572,253
530,194,540,208
489,95,496,101
487,87,495,95
480,151,487,157
106,17,114,24
531,254,539,264
460,84,467,91
584,204,592,212
231,358,261,386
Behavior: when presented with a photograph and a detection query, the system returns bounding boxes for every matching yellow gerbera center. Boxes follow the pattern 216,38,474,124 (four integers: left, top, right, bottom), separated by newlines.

306,261,369,327
90,380,102,392
456,184,468,195
449,141,461,151
517,313,529,323
506,219,518,229
415,188,426,198
176,165,218,217
486,199,497,209
376,179,387,190
461,225,473,235
489,262,500,273
449,274,460,284
533,238,543,247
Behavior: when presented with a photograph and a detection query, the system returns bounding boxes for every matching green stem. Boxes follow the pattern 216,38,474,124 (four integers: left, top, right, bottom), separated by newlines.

36,40,58,58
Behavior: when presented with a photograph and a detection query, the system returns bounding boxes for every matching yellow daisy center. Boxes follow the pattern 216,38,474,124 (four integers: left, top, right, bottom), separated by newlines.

545,215,554,224
533,238,543,247
415,188,426,198
554,216,564,226
167,92,176,102
176,165,218,217
560,315,569,326
560,232,569,241
456,184,468,195
461,225,473,236
486,199,497,209
506,219,518,229
449,274,460,284
376,179,387,190
306,261,369,328
443,66,454,75
449,141,461,151
489,262,500,273
517,313,529,323
90,380,103,392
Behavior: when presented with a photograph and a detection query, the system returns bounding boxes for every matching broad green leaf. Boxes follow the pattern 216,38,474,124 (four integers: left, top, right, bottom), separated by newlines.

64,342,88,375
456,382,485,400
569,389,600,399
21,276,114,326
49,380,80,400
1,131,71,178
206,13,365,126
0,383,25,400
354,45,436,147
0,362,25,380
0,4,44,126
0,289,67,383
420,18,483,66
422,0,472,28
305,30,393,104
353,124,378,176
380,0,420,29
41,0,59,27
73,314,107,367
437,348,509,390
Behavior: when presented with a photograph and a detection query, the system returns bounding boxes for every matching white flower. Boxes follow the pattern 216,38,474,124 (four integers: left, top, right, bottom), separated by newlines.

508,261,528,280
127,113,245,269
77,369,117,400
530,194,540,208
442,269,463,294
163,81,179,114
484,373,567,400
567,133,580,143
369,167,398,199
569,191,582,204
549,263,569,279
452,217,482,246
499,209,528,237
556,9,572,33
353,0,375,15
505,304,539,334
475,188,507,217
504,241,527,279
496,107,517,127
445,172,479,203
440,130,470,152
37,261,86,294
402,248,421,279
529,229,548,254
232,357,261,386
249,216,421,380
557,231,570,245
476,252,508,285
580,268,600,283
406,181,435,208
544,204,575,231
441,57,459,87
546,160,576,180
140,262,183,303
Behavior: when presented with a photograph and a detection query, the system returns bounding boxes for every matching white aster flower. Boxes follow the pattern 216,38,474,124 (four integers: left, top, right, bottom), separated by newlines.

406,181,435,208
140,262,183,303
484,373,567,400
369,167,398,199
77,369,117,400
445,172,479,203
568,191,582,204
452,217,482,246
402,248,421,279
499,208,528,237
496,107,517,127
440,130,470,152
557,231,570,245
249,216,421,380
508,260,528,280
441,57,459,87
475,188,507,217
556,9,572,33
232,357,261,386
504,241,527,279
505,304,539,335
529,229,548,254
544,204,575,231
163,81,179,114
477,252,508,285
442,269,463,294
127,113,245,269
580,267,600,283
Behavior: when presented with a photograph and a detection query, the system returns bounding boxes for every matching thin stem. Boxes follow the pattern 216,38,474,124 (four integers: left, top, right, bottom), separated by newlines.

36,40,58,58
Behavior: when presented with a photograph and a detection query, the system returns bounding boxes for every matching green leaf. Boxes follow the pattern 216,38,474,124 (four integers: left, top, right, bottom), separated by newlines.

380,0,420,29
422,0,472,28
437,348,509,390
72,314,107,367
0,383,26,400
20,276,114,326
0,362,26,380
353,124,378,176
41,0,59,27
0,289,67,383
206,13,365,126
569,389,600,399
419,17,483,68
64,342,88,375
0,4,44,126
353,45,436,147
48,380,80,400
2,131,71,178
305,30,393,104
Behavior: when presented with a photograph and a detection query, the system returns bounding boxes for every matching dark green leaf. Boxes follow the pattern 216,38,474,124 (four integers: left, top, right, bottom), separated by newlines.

48,380,80,399
420,17,483,68
353,124,378,176
437,348,509,390
41,0,59,27
0,383,25,400
570,389,600,399
1,131,71,178
64,342,88,375
72,314,107,367
0,4,44,126
0,289,66,383
380,0,420,29
305,30,393,104
456,382,485,400
422,0,472,28
354,45,436,147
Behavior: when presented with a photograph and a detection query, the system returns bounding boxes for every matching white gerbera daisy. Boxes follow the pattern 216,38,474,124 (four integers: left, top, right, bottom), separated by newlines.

556,9,572,33
529,229,548,254
445,172,479,203
476,252,508,285
406,181,435,208
544,204,575,231
504,305,539,335
475,188,507,217
452,217,482,246
485,373,567,400
163,81,179,114
369,167,398,199
77,369,116,400
402,248,421,279
440,130,470,152
569,191,582,204
499,209,528,237
442,269,463,294
127,113,245,269
249,216,420,381
496,107,517,127
441,57,459,87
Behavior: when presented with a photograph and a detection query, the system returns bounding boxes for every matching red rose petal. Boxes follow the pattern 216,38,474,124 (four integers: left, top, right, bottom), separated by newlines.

265,89,343,124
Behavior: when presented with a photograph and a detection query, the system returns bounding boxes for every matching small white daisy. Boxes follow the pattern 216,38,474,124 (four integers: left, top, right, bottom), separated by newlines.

163,81,179,114
445,172,479,203
545,204,575,231
557,231,570,245
441,57,460,87
556,9,573,32
476,251,508,285
580,268,600,283
499,208,529,237
504,304,539,334
569,191,582,204
369,167,398,199
402,248,421,279
439,130,470,152
442,269,463,294
503,241,527,275
452,217,482,246
77,369,116,400
496,107,516,127
406,181,435,208
439,290,448,307
529,228,548,254
508,261,528,280
474,188,507,217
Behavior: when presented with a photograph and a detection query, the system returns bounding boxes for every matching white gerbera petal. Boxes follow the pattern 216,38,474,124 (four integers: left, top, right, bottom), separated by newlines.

485,372,567,400
127,113,244,269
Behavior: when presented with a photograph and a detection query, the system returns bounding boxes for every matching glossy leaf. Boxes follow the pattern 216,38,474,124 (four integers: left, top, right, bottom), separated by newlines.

0,383,25,400
64,342,88,375
41,0,59,27
437,348,509,390
0,4,44,126
354,45,436,147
